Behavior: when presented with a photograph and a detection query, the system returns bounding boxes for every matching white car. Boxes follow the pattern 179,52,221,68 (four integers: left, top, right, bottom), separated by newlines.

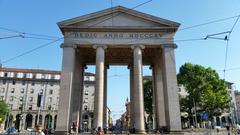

27,127,35,132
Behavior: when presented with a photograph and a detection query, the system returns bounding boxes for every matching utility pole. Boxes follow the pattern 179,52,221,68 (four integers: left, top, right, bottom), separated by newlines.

193,98,198,128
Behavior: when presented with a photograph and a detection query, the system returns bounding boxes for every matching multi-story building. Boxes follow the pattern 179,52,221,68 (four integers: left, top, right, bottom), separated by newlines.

0,67,108,132
235,91,240,124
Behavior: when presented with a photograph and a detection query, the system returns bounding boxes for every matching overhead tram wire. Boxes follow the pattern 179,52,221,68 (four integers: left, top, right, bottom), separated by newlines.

178,14,240,31
223,14,240,79
1,2,238,64
0,27,60,39
0,34,23,40
1,0,153,64
2,38,63,64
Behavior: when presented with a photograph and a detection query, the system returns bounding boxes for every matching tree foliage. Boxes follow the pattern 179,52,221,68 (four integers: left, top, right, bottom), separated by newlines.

0,100,8,123
177,63,230,119
143,80,153,115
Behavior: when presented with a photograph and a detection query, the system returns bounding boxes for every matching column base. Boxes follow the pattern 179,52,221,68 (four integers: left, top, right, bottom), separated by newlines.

54,131,69,135
135,130,146,134
166,130,184,134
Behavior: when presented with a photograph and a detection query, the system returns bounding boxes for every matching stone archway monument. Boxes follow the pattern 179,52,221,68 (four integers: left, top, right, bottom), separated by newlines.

55,6,181,134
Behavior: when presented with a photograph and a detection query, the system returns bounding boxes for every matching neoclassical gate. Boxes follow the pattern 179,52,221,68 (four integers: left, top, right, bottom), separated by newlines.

55,6,181,134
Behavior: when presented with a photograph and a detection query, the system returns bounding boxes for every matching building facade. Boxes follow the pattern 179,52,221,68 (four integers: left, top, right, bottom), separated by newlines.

0,67,104,132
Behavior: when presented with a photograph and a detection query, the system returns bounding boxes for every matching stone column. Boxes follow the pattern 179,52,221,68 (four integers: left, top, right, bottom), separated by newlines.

93,45,106,129
79,66,85,131
161,45,181,132
103,65,109,129
55,44,76,135
128,65,134,129
150,66,157,130
154,49,167,129
71,49,84,133
131,45,145,134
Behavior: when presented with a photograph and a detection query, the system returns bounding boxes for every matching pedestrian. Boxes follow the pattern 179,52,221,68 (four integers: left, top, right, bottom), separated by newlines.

35,125,45,135
97,126,104,135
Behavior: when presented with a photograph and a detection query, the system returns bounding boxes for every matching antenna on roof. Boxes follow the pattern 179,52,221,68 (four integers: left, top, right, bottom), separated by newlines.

0,58,2,68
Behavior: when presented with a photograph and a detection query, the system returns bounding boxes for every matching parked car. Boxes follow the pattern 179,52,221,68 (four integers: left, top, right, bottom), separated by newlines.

27,127,35,132
7,126,17,133
47,128,55,134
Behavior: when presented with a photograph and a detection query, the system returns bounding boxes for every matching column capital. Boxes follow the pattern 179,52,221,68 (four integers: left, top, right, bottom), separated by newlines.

105,65,110,69
161,43,177,49
127,65,133,69
93,44,107,50
131,45,145,50
60,43,77,48
149,65,153,69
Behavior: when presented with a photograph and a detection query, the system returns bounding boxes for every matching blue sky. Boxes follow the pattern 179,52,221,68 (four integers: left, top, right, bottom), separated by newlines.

1,0,240,121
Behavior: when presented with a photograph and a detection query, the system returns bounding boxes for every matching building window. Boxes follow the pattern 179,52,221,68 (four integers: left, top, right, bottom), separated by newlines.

21,88,24,94
19,96,23,102
10,96,14,101
51,75,55,80
1,88,5,93
9,104,13,110
23,73,27,78
22,81,25,85
14,73,17,78
84,98,88,103
41,74,45,79
11,88,15,93
4,72,8,77
85,90,88,95
12,80,16,85
30,89,34,94
85,85,89,88
19,104,23,110
40,89,44,95
48,97,52,103
50,82,54,86
31,82,35,86
49,89,53,95
84,105,88,111
0,96,4,101
28,105,32,110
3,80,6,85
32,74,36,79
29,97,33,102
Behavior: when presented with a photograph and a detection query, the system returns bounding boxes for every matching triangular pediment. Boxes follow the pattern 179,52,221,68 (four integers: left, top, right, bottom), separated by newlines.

58,6,180,30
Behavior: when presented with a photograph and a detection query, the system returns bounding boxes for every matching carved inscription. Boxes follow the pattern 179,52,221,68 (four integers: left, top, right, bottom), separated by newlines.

73,32,163,39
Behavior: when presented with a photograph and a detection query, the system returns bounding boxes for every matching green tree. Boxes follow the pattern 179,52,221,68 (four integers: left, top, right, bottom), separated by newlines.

177,63,230,119
143,80,153,115
0,100,8,123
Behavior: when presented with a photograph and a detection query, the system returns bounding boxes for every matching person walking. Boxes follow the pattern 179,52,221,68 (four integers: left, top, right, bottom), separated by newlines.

97,126,104,135
35,125,45,135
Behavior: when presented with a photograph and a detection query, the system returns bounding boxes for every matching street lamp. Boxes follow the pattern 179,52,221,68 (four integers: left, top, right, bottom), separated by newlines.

47,105,52,129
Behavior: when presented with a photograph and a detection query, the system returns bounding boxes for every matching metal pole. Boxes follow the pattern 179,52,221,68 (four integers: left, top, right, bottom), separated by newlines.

37,107,40,125
6,106,11,130
193,98,198,128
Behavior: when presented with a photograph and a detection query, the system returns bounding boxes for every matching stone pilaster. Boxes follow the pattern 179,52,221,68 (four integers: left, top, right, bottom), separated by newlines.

103,65,109,129
154,49,167,129
79,66,85,131
55,44,76,135
161,45,181,132
150,66,157,130
70,49,84,133
131,45,145,134
128,65,135,129
93,45,107,130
